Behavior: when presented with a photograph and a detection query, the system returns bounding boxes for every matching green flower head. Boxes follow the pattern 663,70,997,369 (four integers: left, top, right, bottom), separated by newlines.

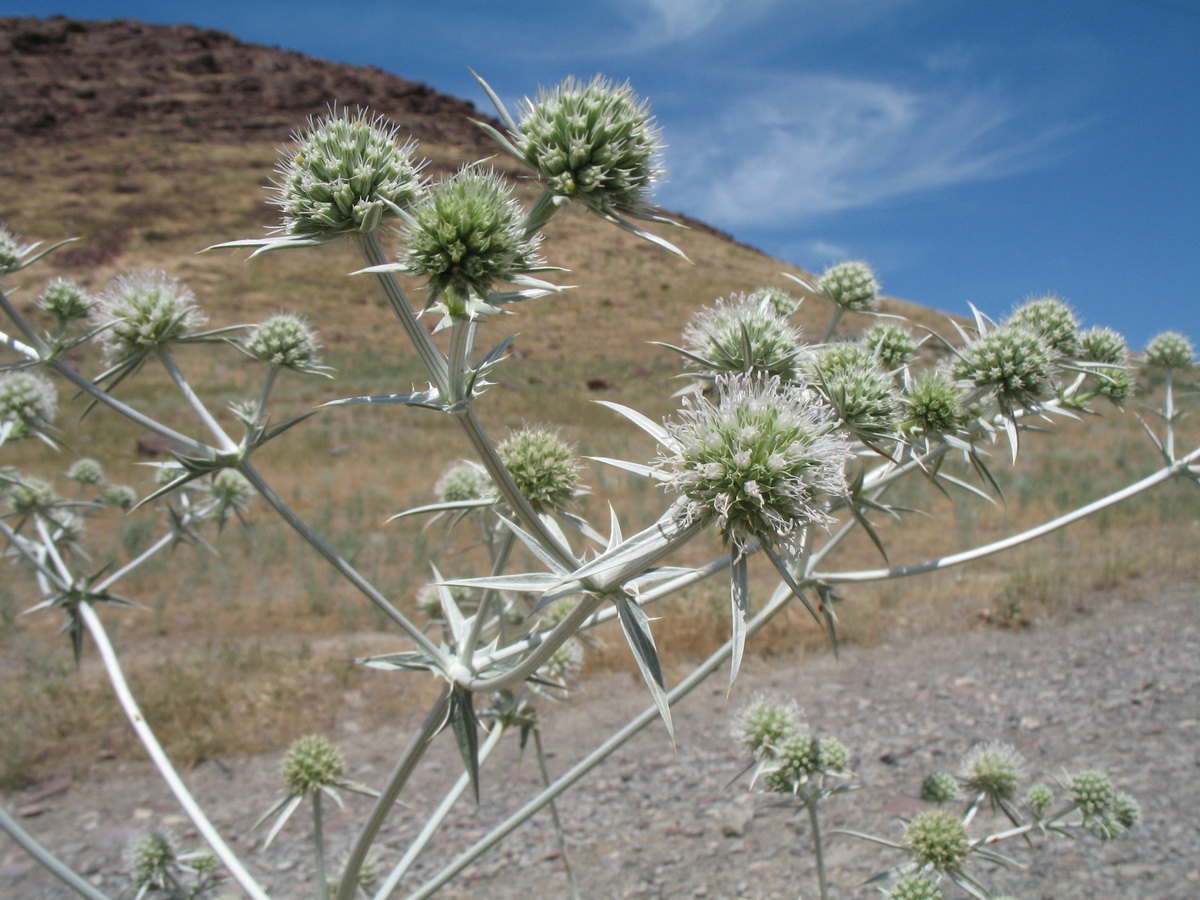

497,425,579,513
1008,295,1079,357
819,260,879,313
245,312,323,371
128,832,176,893
657,373,851,550
517,75,663,217
903,371,967,438
903,808,971,872
403,167,543,313
762,729,820,793
1069,769,1114,817
961,741,1023,804
682,294,807,383
37,277,93,323
282,734,345,794
273,106,425,236
0,225,20,274
920,772,961,805
1025,783,1054,819
818,736,850,773
99,483,138,511
0,370,58,439
435,460,495,504
66,457,104,486
1144,330,1193,369
735,694,802,757
811,345,900,442
888,874,945,900
861,322,918,370
93,270,205,365
749,286,800,318
8,476,57,516
952,324,1052,413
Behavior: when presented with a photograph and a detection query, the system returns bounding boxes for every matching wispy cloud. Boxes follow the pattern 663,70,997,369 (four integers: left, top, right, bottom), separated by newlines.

662,75,1072,227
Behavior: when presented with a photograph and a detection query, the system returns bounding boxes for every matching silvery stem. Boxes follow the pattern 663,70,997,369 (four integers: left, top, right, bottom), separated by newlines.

807,799,829,900
0,804,112,900
238,461,448,668
334,686,452,900
0,287,48,355
371,721,506,900
156,347,239,455
312,792,327,900
78,602,269,900
95,529,177,592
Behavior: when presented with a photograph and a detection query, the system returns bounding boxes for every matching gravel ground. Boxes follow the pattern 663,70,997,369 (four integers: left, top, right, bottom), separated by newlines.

3,576,1197,899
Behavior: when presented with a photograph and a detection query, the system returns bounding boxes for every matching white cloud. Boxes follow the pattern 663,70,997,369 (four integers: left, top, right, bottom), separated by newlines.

662,75,1069,228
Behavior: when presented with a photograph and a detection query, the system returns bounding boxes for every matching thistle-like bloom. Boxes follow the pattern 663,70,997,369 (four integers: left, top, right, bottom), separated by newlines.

0,370,58,438
497,425,579,513
128,832,176,894
1025,783,1054,819
516,75,663,217
1069,769,1114,817
681,294,807,383
0,225,19,274
8,476,57,515
952,324,1052,413
903,371,967,438
403,167,543,314
819,260,879,313
37,277,93,323
903,808,971,872
1144,330,1194,369
762,730,821,792
435,460,494,504
272,107,424,236
920,772,961,805
749,285,800,318
92,270,205,365
961,741,1023,804
861,322,917,370
1008,295,1079,357
1078,326,1132,402
818,736,850,773
99,483,138,510
244,312,323,371
888,874,945,900
735,694,802,757
1112,792,1140,830
282,734,345,795
811,345,899,443
66,460,104,489
211,469,253,517
657,373,850,549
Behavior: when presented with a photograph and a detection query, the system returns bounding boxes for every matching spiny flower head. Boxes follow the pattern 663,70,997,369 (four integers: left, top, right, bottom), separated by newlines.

66,457,104,486
920,772,961,805
818,736,850,772
1069,769,1115,817
762,729,821,792
1112,792,1140,830
903,808,971,872
0,370,58,438
93,270,205,364
819,260,879,313
811,345,899,442
8,476,57,515
273,107,424,236
99,483,137,510
211,469,253,515
1025,783,1054,818
37,277,93,323
749,286,800,318
961,741,1023,804
1008,295,1079,357
681,294,806,383
497,425,579,513
517,75,663,217
403,167,542,312
903,372,967,438
0,225,19,274
952,323,1052,412
128,832,176,892
888,874,945,900
282,734,345,794
861,322,917,370
1144,330,1193,369
435,460,495,504
1078,326,1132,402
735,694,802,757
657,373,851,550
245,312,323,371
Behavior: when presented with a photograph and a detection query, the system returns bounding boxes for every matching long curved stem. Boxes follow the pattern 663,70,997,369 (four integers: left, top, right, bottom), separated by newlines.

79,602,269,900
0,804,113,900
156,347,239,454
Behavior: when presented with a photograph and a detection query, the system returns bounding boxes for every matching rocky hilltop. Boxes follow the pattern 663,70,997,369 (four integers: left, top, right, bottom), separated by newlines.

0,15,495,150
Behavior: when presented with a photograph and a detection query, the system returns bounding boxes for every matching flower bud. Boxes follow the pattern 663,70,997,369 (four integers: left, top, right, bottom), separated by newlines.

0,370,58,438
99,483,138,510
903,371,966,438
66,457,104,486
9,477,57,515
749,286,799,318
245,312,322,370
920,772,960,805
1007,295,1079,357
1144,330,1193,369
763,729,820,792
497,425,579,513
961,741,1023,804
211,469,252,514
1069,769,1114,817
952,324,1052,412
1112,792,1140,830
517,76,663,218
734,694,802,757
903,808,970,872
817,736,850,773
811,344,899,442
273,107,424,236
1025,783,1054,818
37,278,93,323
93,270,205,365
282,734,345,794
435,460,494,504
888,874,945,900
819,261,879,313
129,832,175,892
682,294,806,383
861,322,917,370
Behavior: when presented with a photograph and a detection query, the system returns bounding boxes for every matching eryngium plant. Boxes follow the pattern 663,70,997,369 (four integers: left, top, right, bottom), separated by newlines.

0,68,1186,900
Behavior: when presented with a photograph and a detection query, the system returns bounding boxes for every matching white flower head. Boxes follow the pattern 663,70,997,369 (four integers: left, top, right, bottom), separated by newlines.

93,270,205,365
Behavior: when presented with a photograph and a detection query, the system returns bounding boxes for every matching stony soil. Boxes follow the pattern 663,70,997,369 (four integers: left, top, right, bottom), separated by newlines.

3,575,1197,900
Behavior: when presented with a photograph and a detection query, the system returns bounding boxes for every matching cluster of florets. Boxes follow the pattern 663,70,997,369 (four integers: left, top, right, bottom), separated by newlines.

1143,330,1194,369
66,457,104,486
920,771,961,805
92,270,205,365
128,832,176,893
7,476,58,516
0,225,22,274
281,734,345,794
1025,782,1054,818
749,285,800,318
819,260,879,312
903,807,971,873
735,694,803,756
403,167,543,312
273,107,425,236
810,343,899,443
903,371,967,438
681,294,806,383
887,874,945,900
658,373,851,550
210,469,253,520
861,321,918,371
952,323,1052,413
734,695,849,797
244,312,323,371
98,483,138,510
1077,326,1132,401
0,370,58,439
435,460,494,505
37,277,93,323
961,741,1023,806
516,75,662,217
1069,769,1139,840
497,425,579,513
1008,295,1079,357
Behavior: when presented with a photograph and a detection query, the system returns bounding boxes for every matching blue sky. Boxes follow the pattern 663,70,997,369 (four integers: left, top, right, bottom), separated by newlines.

11,0,1200,349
